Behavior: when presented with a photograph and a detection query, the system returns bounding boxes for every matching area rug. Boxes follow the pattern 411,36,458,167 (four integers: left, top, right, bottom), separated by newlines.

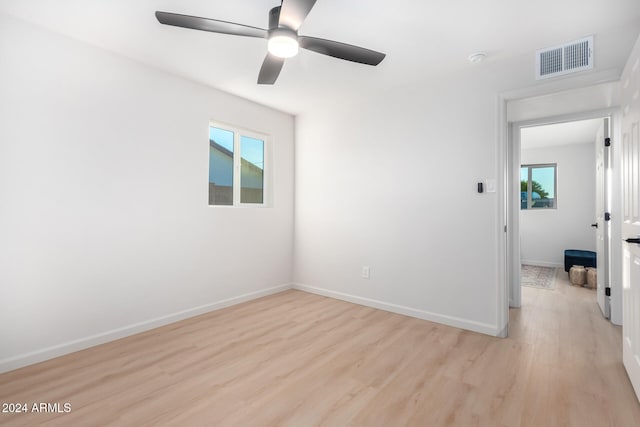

521,264,556,289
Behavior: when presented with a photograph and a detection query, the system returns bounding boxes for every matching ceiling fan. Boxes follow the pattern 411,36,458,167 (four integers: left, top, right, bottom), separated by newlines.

155,0,386,84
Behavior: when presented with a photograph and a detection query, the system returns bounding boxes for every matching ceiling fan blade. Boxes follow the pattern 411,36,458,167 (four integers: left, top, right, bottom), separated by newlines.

155,11,267,38
298,36,386,65
278,0,317,31
258,53,285,84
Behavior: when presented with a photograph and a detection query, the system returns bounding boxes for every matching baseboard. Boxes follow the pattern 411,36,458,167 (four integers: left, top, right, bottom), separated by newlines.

0,284,293,374
292,284,499,336
521,260,563,268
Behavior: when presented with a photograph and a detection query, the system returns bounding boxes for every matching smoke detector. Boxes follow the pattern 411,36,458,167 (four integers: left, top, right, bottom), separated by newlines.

468,52,487,63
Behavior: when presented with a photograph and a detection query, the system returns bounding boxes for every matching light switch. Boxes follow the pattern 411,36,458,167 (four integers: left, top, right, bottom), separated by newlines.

485,179,496,193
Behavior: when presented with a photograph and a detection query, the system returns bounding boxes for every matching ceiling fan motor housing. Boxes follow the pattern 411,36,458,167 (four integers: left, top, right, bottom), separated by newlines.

267,6,299,58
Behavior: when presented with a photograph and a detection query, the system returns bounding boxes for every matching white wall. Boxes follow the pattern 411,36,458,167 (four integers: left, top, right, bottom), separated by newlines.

294,74,506,335
520,143,596,267
0,14,294,372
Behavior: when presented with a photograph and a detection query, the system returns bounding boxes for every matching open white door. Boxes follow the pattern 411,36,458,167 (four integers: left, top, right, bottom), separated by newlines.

594,118,611,318
621,39,640,402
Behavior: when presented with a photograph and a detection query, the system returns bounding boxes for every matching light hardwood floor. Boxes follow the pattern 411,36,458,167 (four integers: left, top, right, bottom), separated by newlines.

1,273,640,426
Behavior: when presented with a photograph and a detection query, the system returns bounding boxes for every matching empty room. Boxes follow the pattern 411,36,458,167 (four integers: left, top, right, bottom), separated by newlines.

2,1,640,425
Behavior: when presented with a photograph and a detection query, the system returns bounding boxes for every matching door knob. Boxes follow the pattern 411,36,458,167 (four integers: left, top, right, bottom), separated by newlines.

591,223,598,228
625,238,640,244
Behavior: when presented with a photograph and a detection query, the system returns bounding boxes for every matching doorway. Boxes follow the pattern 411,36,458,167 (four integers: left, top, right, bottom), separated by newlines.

518,118,608,313
506,108,622,325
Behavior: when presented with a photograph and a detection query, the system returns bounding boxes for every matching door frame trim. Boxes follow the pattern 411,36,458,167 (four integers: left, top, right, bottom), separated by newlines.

499,104,621,325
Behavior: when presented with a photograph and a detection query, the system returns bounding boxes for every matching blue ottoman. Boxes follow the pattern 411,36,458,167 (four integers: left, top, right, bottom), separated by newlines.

564,249,596,272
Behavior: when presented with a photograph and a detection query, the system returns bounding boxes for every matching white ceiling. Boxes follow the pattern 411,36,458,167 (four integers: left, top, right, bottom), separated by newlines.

2,0,640,116
521,118,604,149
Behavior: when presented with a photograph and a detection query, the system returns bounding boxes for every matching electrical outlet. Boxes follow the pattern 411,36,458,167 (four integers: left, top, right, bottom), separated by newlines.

362,266,370,279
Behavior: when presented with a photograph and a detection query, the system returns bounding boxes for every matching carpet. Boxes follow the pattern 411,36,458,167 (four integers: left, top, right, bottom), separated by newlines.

521,264,556,289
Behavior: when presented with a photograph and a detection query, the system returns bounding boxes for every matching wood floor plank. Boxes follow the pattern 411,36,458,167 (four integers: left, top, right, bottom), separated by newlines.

1,272,640,426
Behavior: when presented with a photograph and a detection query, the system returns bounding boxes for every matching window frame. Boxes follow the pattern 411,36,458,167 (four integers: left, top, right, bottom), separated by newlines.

520,163,557,210
208,121,269,208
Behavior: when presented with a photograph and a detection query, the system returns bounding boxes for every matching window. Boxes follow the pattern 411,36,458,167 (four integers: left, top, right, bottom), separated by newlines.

209,122,266,206
521,164,556,209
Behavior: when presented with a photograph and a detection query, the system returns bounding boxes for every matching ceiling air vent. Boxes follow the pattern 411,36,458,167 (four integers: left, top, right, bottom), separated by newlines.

535,36,593,80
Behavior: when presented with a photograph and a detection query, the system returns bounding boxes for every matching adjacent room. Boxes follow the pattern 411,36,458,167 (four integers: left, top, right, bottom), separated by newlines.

519,119,601,294
1,0,640,425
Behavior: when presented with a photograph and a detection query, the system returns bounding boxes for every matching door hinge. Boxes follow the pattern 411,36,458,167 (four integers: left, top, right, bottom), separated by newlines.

604,137,611,147
605,287,611,296
605,212,611,221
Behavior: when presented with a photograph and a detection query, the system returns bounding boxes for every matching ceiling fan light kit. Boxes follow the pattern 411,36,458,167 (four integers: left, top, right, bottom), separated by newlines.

155,0,385,84
268,28,299,58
